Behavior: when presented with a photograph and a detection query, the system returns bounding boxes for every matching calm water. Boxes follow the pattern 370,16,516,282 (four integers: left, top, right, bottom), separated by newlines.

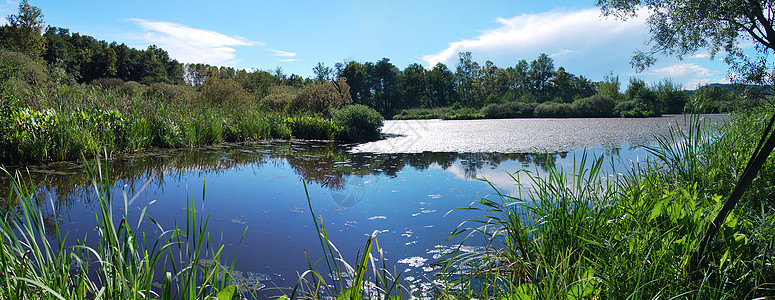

1,115,728,295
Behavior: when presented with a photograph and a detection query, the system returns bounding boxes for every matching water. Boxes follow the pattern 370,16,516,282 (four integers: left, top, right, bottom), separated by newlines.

0,115,729,296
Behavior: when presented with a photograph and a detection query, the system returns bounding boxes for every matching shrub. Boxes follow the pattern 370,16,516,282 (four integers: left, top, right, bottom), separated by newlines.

261,85,300,111
333,104,384,141
200,77,250,104
571,94,615,117
613,100,657,118
91,77,125,89
117,81,147,96
534,101,574,117
146,82,197,102
293,78,352,117
0,49,48,86
481,102,537,118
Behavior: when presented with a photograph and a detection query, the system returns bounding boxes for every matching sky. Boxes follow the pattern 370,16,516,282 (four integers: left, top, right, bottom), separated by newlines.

1,0,739,89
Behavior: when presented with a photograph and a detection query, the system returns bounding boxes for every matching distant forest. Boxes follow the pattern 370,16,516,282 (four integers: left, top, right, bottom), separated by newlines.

0,1,767,120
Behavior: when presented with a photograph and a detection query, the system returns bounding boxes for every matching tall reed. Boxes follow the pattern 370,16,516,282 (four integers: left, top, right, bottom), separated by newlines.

0,155,243,299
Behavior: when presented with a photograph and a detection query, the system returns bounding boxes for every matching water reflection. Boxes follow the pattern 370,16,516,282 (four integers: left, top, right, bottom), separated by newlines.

1,141,569,210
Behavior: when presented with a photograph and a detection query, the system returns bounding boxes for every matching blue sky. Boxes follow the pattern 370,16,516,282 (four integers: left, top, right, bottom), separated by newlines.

2,0,736,89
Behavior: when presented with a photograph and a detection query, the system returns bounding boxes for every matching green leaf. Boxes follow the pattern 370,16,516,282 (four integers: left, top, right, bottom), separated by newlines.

215,285,237,300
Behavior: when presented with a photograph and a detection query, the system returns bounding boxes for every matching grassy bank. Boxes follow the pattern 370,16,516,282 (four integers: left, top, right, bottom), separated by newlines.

433,112,775,299
0,81,383,165
1,112,773,299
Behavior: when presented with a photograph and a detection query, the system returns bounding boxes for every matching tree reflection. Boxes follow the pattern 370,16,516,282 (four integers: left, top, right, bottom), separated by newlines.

1,141,567,215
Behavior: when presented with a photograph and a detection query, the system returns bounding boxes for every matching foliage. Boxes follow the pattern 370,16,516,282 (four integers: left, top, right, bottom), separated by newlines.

0,158,246,299
0,49,48,86
438,113,775,298
333,104,384,141
481,102,537,118
2,0,47,63
572,94,616,117
199,77,250,104
260,85,300,111
292,78,352,116
534,101,574,117
597,0,775,87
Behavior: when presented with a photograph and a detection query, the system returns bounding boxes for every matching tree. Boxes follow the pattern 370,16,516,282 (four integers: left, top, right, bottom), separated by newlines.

597,0,775,87
5,0,47,62
313,62,332,83
528,54,555,101
401,63,428,108
456,51,480,107
427,62,456,107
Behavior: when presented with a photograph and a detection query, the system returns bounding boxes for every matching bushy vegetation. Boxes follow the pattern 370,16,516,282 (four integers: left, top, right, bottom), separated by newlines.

333,104,384,141
434,112,775,299
0,159,249,300
1,111,773,299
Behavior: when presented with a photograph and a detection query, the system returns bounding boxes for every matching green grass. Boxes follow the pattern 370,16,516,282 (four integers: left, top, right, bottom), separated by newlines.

435,112,775,299
0,155,245,299
0,111,772,299
0,83,380,165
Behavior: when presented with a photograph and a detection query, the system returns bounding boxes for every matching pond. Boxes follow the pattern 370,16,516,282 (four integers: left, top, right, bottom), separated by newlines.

1,114,729,296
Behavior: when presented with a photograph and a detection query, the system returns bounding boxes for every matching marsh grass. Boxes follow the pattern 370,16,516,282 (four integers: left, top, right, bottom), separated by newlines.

0,155,246,300
0,83,354,165
436,112,775,299
282,181,408,300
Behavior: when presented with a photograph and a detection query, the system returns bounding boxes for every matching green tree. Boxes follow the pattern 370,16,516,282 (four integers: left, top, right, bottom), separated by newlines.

597,0,775,86
528,53,555,101
427,62,456,107
401,63,428,108
4,0,47,62
456,51,480,107
313,62,332,83
598,73,623,101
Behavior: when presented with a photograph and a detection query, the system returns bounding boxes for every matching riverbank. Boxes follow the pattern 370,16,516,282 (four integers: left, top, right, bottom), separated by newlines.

0,111,772,299
0,82,383,165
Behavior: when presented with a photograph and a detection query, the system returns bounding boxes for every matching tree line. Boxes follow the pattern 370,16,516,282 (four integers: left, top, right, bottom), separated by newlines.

0,0,762,120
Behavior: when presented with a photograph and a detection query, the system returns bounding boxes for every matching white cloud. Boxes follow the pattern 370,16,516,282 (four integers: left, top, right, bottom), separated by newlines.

129,18,260,65
651,63,712,77
278,58,298,62
693,53,710,59
268,49,297,57
550,49,574,58
421,8,648,67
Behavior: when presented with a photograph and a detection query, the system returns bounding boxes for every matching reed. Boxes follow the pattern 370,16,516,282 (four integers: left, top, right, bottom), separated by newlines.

0,155,242,299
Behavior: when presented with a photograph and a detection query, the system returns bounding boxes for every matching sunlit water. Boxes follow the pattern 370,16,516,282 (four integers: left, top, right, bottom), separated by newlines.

2,114,729,296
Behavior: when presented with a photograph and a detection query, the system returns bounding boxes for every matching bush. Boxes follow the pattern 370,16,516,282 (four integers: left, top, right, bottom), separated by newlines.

117,81,147,96
534,101,574,117
199,77,250,104
481,102,537,118
261,85,300,111
333,104,384,141
572,94,615,117
613,100,658,118
91,77,125,89
146,82,197,102
0,49,48,86
293,78,352,117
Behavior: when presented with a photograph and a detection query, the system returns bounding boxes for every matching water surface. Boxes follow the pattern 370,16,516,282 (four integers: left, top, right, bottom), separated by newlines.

1,115,729,296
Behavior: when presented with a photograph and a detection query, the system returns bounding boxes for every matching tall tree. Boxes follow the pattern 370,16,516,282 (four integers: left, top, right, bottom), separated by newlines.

313,62,332,83
456,51,480,107
597,0,775,87
4,0,47,62
427,62,456,107
528,53,555,101
401,63,428,108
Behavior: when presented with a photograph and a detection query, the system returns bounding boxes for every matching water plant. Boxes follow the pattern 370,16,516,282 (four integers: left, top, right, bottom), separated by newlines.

437,112,775,299
0,155,242,299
